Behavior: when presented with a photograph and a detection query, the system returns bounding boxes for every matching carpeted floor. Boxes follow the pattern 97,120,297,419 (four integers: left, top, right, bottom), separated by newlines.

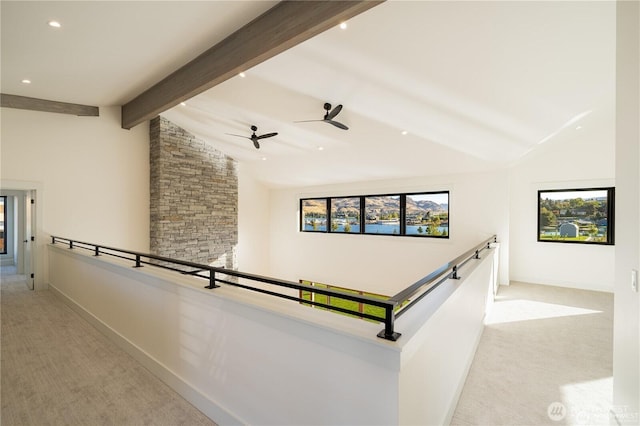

451,281,613,426
0,267,216,426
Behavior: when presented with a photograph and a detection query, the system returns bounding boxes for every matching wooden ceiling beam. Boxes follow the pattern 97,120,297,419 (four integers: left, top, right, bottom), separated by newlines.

121,0,384,129
1,93,99,116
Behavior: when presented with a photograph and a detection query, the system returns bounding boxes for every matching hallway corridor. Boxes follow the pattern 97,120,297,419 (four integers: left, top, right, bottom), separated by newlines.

0,267,215,425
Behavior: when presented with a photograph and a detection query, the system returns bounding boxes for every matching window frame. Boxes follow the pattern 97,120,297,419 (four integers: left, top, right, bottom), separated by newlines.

329,196,361,234
537,187,615,245
364,194,401,236
300,197,328,233
300,190,449,239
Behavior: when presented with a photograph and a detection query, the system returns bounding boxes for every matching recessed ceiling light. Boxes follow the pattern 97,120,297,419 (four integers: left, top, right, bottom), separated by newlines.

21,79,31,84
401,130,408,135
180,102,187,107
575,125,583,130
48,20,61,28
239,72,246,78
317,146,324,151
261,156,267,161
339,22,348,30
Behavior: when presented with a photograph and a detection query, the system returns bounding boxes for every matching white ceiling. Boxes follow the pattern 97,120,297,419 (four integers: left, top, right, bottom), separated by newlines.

1,1,616,188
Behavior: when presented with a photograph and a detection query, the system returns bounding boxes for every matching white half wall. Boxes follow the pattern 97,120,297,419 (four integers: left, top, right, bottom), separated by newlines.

48,239,497,426
265,171,509,297
399,245,498,426
48,243,401,426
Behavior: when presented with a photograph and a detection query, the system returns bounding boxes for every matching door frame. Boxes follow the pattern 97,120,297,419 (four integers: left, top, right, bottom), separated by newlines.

0,180,44,290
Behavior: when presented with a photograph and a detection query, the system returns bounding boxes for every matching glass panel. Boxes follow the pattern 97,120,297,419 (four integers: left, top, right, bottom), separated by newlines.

405,192,449,237
364,196,400,235
538,188,612,244
301,199,327,232
330,197,360,233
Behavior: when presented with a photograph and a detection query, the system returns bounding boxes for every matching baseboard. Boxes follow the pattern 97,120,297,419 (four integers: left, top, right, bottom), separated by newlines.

509,278,614,293
48,283,244,426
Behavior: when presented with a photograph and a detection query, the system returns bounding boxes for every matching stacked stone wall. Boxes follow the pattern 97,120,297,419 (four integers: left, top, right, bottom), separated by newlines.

150,116,237,269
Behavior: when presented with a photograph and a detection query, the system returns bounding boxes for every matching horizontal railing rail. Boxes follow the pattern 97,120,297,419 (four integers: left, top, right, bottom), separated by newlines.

389,235,497,324
50,234,496,341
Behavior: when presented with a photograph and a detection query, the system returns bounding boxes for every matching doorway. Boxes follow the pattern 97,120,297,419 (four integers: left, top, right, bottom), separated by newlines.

0,189,36,290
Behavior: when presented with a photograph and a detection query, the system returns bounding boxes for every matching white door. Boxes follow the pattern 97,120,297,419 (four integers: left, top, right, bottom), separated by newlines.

23,191,34,290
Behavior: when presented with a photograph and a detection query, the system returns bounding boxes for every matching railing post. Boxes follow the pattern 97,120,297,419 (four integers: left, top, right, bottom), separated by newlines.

452,265,460,279
205,270,220,289
474,249,480,259
51,236,55,244
94,246,100,257
69,241,74,250
377,304,401,341
134,255,142,268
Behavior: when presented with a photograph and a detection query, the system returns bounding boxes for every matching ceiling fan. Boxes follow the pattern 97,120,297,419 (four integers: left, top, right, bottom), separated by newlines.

226,125,278,149
295,102,349,130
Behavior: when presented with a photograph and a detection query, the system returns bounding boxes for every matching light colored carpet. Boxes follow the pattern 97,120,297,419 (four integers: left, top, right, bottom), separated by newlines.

0,270,216,426
451,281,613,426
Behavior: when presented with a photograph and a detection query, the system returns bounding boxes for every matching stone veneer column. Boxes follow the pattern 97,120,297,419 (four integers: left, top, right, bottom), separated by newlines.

150,116,238,269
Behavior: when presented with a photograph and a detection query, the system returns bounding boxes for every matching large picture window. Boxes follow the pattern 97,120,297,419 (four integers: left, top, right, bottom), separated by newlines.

538,187,614,245
301,191,449,239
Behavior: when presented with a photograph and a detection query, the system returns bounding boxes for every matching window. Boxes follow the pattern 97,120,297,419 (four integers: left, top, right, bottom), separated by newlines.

301,198,327,232
365,196,400,235
300,191,449,238
0,196,6,254
538,187,614,245
330,197,360,233
406,192,449,237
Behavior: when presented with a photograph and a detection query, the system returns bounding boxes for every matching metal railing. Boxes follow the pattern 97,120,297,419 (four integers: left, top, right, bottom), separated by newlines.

51,235,496,341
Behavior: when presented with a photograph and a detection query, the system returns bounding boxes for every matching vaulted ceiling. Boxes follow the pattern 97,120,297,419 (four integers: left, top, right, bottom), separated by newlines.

1,1,616,188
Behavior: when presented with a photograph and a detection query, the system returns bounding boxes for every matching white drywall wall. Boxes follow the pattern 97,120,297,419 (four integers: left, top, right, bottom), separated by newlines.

0,106,150,252
508,103,616,292
1,106,149,289
613,0,640,421
266,171,508,297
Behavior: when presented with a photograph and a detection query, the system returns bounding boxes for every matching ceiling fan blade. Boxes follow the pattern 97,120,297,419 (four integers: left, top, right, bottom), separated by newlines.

253,139,260,149
225,133,249,139
327,120,349,130
294,119,324,123
327,104,343,120
257,132,278,140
